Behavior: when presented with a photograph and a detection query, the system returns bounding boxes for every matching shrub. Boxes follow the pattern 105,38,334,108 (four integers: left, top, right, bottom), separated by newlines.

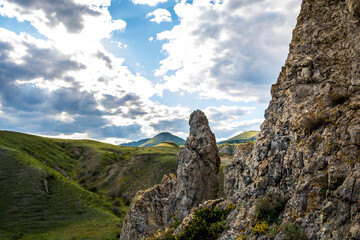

154,205,234,240
283,222,308,240
175,206,231,240
255,193,287,224
252,221,269,234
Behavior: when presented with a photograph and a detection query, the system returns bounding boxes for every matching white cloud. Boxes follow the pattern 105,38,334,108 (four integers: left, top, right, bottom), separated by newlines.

53,112,75,123
111,40,128,48
213,119,264,132
0,1,191,142
149,36,154,42
204,105,255,122
41,132,91,140
201,104,264,139
131,0,168,6
146,9,172,24
0,0,126,53
156,0,301,103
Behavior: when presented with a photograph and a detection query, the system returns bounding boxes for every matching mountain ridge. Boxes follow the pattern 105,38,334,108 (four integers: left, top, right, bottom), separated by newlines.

120,132,185,147
218,130,259,145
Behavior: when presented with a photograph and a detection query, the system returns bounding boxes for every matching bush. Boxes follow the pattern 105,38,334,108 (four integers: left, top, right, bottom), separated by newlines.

176,207,231,240
283,222,308,240
255,193,287,224
154,205,234,240
252,221,269,234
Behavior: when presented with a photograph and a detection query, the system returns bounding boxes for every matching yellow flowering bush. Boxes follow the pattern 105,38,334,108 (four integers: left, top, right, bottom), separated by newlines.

252,221,269,234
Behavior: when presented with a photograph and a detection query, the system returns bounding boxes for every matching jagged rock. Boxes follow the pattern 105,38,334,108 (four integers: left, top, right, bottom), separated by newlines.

164,110,220,222
120,174,177,240
219,0,360,239
121,1,360,239
120,110,220,239
346,0,360,17
224,143,254,199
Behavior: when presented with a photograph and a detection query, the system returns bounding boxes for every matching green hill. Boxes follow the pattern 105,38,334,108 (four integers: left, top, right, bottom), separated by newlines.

153,141,180,149
0,130,178,240
139,132,185,147
119,138,151,147
218,131,260,145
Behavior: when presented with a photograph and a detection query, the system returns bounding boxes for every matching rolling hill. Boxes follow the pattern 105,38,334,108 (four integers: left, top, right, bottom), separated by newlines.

218,131,260,145
121,132,185,147
119,138,150,147
0,130,178,240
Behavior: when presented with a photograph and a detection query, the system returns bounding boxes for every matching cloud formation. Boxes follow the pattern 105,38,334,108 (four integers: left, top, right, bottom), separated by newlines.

131,0,168,7
156,0,301,103
0,5,189,143
4,0,100,33
146,9,172,24
0,0,301,144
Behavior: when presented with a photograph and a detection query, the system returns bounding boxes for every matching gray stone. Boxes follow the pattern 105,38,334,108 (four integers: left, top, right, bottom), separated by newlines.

346,0,360,17
164,110,220,222
348,125,360,146
120,110,220,239
120,174,177,240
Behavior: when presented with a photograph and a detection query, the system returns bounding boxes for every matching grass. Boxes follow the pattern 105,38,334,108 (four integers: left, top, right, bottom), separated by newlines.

218,131,259,145
0,130,180,239
139,133,185,147
0,148,120,240
153,141,180,149
0,130,234,239
282,222,308,240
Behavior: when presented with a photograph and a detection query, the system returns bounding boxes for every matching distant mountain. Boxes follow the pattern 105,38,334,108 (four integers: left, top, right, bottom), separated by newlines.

139,132,185,147
120,132,185,147
120,138,151,147
218,131,260,145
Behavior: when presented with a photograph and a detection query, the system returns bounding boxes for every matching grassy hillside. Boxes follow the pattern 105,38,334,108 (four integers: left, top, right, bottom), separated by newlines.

218,131,259,145
120,132,185,148
139,132,185,147
119,138,150,147
0,130,178,239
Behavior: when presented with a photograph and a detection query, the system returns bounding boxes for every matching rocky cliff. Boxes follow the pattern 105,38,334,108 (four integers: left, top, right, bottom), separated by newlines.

221,0,360,239
120,0,360,239
164,110,220,222
120,110,220,239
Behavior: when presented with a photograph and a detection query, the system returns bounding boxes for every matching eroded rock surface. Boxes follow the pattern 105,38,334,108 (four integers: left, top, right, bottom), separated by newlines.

165,110,220,222
120,174,177,240
220,0,360,239
120,110,220,239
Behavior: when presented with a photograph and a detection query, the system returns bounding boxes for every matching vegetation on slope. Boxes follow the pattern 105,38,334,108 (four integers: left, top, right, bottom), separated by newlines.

218,131,260,145
119,138,151,147
0,130,178,239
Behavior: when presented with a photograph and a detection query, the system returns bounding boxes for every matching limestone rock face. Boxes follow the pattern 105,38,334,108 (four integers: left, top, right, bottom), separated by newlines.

120,110,220,239
120,174,177,240
220,0,360,239
165,110,220,222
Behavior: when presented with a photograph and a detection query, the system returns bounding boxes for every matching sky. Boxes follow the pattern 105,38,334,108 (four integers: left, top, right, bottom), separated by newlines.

0,0,302,144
